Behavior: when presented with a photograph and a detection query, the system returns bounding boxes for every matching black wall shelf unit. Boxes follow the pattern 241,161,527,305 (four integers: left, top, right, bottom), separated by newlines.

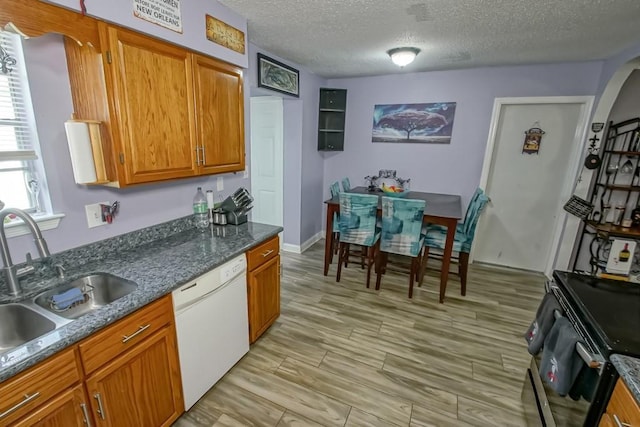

318,88,347,151
573,117,640,274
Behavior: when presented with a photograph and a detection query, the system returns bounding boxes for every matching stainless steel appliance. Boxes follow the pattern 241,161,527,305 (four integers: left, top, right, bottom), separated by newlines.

522,271,640,426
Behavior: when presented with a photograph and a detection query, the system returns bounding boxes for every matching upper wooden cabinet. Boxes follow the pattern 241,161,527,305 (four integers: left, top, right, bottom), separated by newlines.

66,23,245,187
193,54,245,175
104,25,198,184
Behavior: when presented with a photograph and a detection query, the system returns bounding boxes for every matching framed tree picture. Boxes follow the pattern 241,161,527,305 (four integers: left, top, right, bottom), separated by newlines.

372,103,456,143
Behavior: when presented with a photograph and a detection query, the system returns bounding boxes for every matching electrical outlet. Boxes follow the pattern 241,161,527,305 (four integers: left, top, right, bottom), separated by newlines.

243,169,249,179
217,176,224,191
85,202,109,228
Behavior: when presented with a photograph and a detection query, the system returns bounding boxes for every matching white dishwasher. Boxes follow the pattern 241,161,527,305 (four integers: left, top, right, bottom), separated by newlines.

172,254,249,410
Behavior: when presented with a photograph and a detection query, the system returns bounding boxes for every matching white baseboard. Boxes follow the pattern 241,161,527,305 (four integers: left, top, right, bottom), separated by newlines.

282,231,324,254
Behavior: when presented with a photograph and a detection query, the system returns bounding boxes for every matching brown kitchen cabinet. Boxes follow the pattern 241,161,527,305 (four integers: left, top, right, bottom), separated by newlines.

1,296,183,427
0,348,90,427
599,377,640,426
247,235,281,343
82,295,183,426
192,54,245,175
12,385,92,427
65,22,245,187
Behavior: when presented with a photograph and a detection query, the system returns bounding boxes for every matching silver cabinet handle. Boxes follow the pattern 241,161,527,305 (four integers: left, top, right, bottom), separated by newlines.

80,402,92,426
195,146,201,166
262,249,274,257
122,324,151,343
94,393,106,420
201,146,206,165
613,414,631,427
0,392,40,419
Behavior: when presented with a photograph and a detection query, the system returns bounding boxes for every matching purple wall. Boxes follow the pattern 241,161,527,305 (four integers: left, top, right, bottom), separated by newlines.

44,0,247,68
324,62,603,213
247,45,326,247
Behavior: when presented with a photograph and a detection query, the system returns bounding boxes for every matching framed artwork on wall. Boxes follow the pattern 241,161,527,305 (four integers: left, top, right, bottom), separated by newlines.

372,102,456,143
257,53,299,97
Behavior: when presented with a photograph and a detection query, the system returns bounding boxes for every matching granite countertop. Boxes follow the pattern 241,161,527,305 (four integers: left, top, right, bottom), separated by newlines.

0,221,282,382
611,354,640,404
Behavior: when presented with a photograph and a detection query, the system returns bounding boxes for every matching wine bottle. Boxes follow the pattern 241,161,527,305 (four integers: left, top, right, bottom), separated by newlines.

619,243,631,263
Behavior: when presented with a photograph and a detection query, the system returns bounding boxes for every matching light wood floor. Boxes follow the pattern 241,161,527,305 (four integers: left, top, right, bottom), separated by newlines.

174,241,545,426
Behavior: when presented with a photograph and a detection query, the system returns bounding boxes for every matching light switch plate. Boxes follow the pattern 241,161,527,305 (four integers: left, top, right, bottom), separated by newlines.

85,202,109,228
217,176,224,191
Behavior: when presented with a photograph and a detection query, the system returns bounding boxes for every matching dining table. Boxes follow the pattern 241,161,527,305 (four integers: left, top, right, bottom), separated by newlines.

324,187,463,303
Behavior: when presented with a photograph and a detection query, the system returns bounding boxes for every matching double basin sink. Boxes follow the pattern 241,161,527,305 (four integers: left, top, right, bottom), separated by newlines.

0,273,137,355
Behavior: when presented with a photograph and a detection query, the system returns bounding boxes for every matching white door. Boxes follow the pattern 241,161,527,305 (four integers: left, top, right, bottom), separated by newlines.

250,96,284,227
475,97,592,274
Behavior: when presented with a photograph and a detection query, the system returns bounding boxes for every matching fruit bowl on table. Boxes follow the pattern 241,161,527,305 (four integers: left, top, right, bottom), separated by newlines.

381,185,410,198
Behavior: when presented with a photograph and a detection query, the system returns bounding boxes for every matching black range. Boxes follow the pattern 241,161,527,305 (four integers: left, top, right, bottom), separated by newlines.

553,271,640,358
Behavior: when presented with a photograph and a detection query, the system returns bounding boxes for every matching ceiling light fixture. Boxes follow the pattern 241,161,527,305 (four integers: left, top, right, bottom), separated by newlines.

387,47,420,67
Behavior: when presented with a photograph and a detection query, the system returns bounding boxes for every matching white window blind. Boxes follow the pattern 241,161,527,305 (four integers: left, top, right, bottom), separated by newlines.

0,31,37,162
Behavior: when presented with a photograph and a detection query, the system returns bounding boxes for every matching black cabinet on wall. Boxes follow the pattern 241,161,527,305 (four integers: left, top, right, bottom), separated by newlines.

318,88,347,151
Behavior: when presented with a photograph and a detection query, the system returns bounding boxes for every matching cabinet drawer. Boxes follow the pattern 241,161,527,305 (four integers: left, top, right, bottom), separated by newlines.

606,379,640,425
79,295,173,374
0,348,81,426
247,236,279,271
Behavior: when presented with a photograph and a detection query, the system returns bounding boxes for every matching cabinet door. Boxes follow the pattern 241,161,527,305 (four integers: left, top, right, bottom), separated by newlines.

105,25,197,185
13,385,92,427
248,255,281,343
192,54,245,175
85,327,184,427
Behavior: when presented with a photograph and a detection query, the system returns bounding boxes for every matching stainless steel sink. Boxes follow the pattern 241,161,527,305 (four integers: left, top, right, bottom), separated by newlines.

0,304,57,353
33,273,137,319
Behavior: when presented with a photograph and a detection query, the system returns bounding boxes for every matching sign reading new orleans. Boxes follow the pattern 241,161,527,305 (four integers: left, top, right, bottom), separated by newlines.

133,0,182,33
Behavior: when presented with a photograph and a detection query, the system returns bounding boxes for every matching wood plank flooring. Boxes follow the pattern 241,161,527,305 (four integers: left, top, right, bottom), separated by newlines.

174,241,545,426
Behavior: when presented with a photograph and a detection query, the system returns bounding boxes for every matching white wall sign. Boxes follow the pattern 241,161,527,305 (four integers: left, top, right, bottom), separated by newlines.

133,0,182,33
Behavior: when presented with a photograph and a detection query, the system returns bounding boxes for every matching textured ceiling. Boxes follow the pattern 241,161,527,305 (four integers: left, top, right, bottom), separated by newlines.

218,0,640,78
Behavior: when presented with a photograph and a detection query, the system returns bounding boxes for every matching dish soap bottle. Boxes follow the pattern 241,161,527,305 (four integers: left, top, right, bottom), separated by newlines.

193,187,208,230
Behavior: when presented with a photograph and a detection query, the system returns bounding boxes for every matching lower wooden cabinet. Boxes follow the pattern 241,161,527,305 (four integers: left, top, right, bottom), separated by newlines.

85,326,183,427
599,378,640,426
247,236,281,343
0,295,183,427
12,385,91,427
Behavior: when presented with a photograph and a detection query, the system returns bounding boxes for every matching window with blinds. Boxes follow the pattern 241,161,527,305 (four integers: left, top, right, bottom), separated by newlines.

0,31,44,212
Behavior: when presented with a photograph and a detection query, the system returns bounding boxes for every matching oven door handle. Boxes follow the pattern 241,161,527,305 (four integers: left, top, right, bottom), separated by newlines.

553,309,604,370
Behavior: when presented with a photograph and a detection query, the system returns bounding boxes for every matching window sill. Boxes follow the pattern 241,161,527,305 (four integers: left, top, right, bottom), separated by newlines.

3,213,65,238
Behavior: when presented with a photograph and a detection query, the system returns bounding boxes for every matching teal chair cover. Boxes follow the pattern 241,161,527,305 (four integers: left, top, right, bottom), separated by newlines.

380,197,425,257
423,190,489,253
341,177,351,192
377,197,425,297
337,193,380,247
419,189,489,297
336,193,380,288
425,187,483,236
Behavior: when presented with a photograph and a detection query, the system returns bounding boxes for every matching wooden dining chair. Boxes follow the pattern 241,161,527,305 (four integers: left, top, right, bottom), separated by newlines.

341,177,351,192
418,189,489,296
375,197,426,298
336,193,380,288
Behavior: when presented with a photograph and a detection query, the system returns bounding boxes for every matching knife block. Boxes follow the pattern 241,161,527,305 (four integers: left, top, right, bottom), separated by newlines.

226,211,247,225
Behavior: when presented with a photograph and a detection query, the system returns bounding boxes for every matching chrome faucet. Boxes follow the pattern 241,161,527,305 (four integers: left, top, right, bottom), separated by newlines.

0,207,51,296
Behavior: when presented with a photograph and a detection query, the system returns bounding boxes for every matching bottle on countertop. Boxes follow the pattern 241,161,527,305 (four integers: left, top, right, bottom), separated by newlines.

206,190,215,224
193,187,208,230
